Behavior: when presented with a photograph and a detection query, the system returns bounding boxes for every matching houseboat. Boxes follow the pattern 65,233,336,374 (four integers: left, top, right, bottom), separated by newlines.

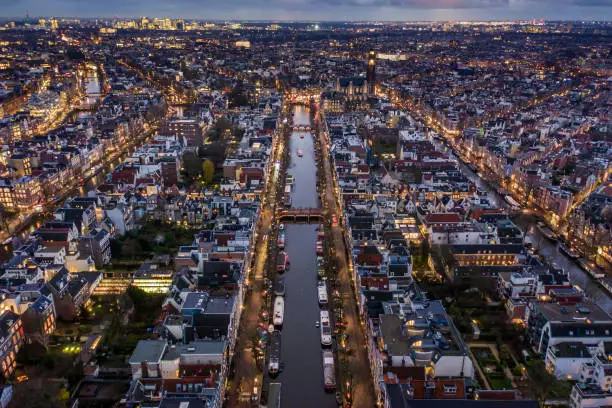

578,258,605,279
559,243,579,260
320,310,332,346
273,296,284,327
316,231,324,256
268,331,281,376
276,251,289,272
283,194,292,208
317,281,328,306
537,222,558,242
274,277,286,296
317,256,325,279
322,351,336,390
277,231,285,249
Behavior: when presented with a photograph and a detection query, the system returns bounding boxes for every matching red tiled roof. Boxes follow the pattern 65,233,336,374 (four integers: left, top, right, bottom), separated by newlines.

424,213,463,224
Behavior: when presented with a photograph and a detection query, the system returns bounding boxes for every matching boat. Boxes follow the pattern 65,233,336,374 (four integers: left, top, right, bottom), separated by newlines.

578,258,605,279
273,296,284,327
297,149,303,157
320,310,332,346
277,231,285,249
318,281,328,306
286,175,294,185
284,185,291,195
276,251,289,272
322,350,336,390
316,231,324,256
317,256,325,279
537,222,558,242
279,223,284,231
268,331,281,376
559,243,579,260
283,195,292,208
505,195,521,208
300,133,305,139
274,277,286,296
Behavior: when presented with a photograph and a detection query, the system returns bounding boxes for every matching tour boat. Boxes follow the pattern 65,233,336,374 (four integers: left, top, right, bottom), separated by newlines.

268,331,281,376
322,350,336,390
297,149,304,157
279,223,284,231
273,296,284,327
320,310,332,346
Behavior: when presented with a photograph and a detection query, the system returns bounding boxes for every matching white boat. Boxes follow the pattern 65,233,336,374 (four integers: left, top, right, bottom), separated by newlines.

318,281,328,306
273,296,284,327
279,223,284,231
505,195,521,208
297,149,303,157
320,310,332,346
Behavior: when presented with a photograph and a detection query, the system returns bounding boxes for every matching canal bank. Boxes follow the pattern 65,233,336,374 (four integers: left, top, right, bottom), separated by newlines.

277,106,335,407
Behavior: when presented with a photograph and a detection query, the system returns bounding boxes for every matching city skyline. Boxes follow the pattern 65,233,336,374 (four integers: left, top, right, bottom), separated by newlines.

0,0,611,21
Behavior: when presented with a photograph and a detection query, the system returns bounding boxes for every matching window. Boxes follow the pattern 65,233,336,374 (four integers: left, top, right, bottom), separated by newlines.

443,385,457,395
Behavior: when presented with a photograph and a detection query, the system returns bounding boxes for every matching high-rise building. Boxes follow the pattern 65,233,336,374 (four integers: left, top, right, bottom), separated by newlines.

366,50,376,95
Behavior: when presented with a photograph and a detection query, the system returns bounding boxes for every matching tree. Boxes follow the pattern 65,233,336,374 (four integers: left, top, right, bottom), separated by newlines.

202,160,215,184
0,203,9,232
199,142,227,166
182,151,202,180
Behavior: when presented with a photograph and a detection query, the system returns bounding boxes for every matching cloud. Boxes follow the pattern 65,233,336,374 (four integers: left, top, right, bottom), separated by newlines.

314,0,510,8
0,0,610,19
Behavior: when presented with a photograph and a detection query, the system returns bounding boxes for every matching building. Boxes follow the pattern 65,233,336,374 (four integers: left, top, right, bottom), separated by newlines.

78,228,111,268
527,302,612,354
161,119,203,148
0,310,24,379
570,383,612,408
366,50,376,95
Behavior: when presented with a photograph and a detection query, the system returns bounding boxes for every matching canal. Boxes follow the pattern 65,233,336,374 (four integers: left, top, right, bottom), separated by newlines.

430,135,612,313
278,105,335,407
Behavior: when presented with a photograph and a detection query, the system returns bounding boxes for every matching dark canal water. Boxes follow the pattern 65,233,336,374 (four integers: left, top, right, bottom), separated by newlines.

278,106,335,407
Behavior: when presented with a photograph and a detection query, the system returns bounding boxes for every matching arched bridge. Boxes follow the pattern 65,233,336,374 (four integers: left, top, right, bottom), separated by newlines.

292,125,312,132
278,208,323,223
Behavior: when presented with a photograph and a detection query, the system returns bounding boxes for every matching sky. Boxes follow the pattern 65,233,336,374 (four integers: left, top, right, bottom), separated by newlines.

0,0,610,21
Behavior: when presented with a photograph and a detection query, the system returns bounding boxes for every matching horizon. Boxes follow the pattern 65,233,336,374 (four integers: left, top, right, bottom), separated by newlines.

2,16,612,23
